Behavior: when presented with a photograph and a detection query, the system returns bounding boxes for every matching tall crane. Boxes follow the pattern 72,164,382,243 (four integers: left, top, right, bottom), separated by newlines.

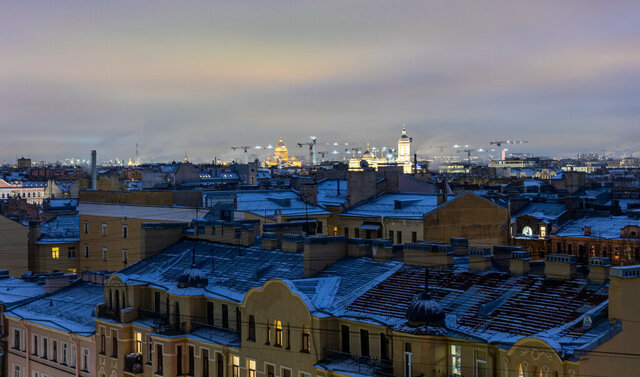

231,146,251,164
490,140,528,147
297,136,317,165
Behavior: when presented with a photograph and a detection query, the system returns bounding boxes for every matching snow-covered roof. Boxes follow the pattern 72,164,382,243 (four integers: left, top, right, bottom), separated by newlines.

46,198,78,211
317,179,347,206
206,190,330,217
346,264,613,357
341,193,440,219
5,282,103,336
514,202,567,222
0,276,46,308
114,239,400,315
555,216,640,239
37,214,80,244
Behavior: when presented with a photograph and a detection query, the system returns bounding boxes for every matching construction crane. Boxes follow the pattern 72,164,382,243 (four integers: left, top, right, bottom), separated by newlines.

230,146,251,164
297,136,317,165
457,149,474,161
490,140,528,147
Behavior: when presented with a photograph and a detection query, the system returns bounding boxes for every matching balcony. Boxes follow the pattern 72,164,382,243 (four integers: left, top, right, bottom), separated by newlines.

97,303,121,322
321,348,392,377
124,353,143,374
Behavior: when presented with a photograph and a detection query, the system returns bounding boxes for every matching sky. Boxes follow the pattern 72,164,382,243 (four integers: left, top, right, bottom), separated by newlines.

1,1,639,163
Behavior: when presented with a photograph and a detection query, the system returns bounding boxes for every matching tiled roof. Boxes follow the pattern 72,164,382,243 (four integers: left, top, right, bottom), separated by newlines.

345,265,611,353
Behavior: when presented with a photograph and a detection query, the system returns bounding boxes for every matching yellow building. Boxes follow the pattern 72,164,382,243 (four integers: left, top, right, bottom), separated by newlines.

91,236,640,377
349,126,413,173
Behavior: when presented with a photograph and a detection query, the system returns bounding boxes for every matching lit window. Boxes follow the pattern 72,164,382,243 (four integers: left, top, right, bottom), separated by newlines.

451,345,461,376
540,225,547,237
247,360,256,377
134,332,142,354
232,356,240,377
522,226,533,237
51,247,60,259
274,321,283,346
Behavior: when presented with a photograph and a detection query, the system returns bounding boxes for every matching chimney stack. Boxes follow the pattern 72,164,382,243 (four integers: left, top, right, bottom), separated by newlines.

509,250,531,275
91,150,97,190
589,257,611,282
545,254,577,280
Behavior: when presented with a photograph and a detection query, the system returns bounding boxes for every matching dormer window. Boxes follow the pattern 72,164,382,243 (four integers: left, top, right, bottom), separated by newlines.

540,225,547,238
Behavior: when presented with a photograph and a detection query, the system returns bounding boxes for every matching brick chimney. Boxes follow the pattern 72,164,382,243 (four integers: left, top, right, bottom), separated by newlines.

589,257,610,283
545,254,577,280
403,243,454,267
469,248,493,271
303,236,348,277
509,250,530,275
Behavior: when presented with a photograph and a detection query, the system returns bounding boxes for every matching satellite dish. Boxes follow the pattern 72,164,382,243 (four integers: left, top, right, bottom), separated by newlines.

360,160,369,169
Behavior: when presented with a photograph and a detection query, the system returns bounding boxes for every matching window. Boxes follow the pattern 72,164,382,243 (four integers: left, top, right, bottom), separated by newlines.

51,247,60,259
207,302,214,325
380,333,389,360
301,326,310,352
122,225,128,239
344,227,349,237
389,230,394,241
62,342,68,364
248,315,256,341
102,247,107,261
100,331,105,354
397,231,402,244
82,347,89,371
231,356,240,377
476,358,487,377
101,223,107,236
83,221,88,234
217,353,224,377
32,335,38,355
177,346,183,375
354,228,360,238
265,319,271,345
70,344,76,367
188,346,195,376
111,330,118,357
236,307,241,334
134,332,142,354
451,345,462,376
156,344,163,375
341,325,350,353
202,348,209,377
155,292,161,313
13,328,21,350
274,320,283,346
147,336,153,363
286,323,291,349
52,340,57,361
404,343,412,377
299,373,311,377
13,365,20,377
540,225,547,238
282,368,292,377
122,249,128,264
247,359,256,377
222,304,229,329
411,231,417,242
67,247,76,259
360,329,369,357
42,337,48,358
84,244,89,257
266,364,275,377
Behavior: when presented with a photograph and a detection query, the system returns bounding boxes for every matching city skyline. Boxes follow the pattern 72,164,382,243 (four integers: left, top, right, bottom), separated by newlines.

2,1,640,162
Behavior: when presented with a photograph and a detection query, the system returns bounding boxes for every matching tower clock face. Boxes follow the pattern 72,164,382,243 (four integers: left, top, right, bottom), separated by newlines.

522,226,533,237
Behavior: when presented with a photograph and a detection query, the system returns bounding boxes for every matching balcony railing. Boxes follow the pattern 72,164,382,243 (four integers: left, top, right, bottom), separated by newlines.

322,348,392,377
97,304,121,322
137,309,185,335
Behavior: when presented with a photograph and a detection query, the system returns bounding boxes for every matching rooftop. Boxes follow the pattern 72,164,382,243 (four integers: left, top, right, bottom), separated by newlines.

555,216,640,239
341,193,440,219
37,214,79,244
514,202,567,222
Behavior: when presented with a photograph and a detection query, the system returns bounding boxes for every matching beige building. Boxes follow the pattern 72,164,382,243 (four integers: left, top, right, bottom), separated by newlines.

88,236,640,377
0,215,28,277
4,278,103,377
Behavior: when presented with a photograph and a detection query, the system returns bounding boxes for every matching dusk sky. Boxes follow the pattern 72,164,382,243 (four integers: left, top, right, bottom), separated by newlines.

2,1,639,163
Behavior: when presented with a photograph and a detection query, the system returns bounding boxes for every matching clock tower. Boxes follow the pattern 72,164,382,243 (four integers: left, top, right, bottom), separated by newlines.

397,125,412,173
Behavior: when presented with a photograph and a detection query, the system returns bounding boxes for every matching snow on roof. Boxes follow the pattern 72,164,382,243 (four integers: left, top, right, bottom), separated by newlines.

207,190,330,217
37,214,79,244
345,265,613,356
514,202,567,222
342,193,440,219
46,198,78,210
5,282,103,336
317,179,347,206
555,216,640,239
0,276,46,307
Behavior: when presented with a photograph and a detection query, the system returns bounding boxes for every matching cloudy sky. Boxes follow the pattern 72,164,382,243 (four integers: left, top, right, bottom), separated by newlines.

1,1,639,163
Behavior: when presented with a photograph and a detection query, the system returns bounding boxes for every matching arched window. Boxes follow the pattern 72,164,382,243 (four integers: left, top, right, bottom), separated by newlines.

404,343,412,377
